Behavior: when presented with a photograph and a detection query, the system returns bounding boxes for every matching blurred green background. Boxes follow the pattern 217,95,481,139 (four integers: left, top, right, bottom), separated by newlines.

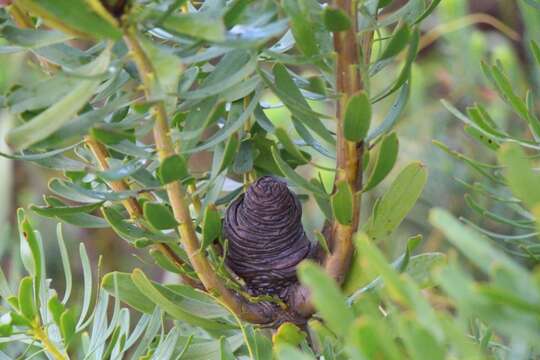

0,0,538,291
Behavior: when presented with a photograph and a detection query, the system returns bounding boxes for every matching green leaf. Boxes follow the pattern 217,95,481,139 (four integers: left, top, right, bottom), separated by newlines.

56,224,72,304
102,272,155,314
48,294,65,327
102,207,176,247
130,269,235,330
143,202,177,230
219,336,235,360
90,128,135,145
233,140,255,174
0,26,72,50
429,208,527,278
16,0,121,39
260,65,335,145
380,25,410,60
298,261,354,338
6,47,111,151
532,40,540,66
275,344,315,360
155,10,226,42
366,82,409,142
464,125,500,150
34,196,108,228
183,93,261,154
17,209,42,283
498,143,540,209
314,231,330,254
364,162,427,243
331,180,354,225
271,147,325,196
323,7,351,31
344,92,371,142
31,198,103,217
157,155,189,185
60,309,76,345
18,276,35,320
201,205,221,251
282,0,320,58
372,29,419,103
273,323,306,347
364,132,399,191
275,127,309,164
181,51,256,100
218,135,240,173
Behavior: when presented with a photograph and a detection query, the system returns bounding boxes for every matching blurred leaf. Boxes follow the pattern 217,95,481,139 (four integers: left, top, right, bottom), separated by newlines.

201,205,221,251
157,154,189,185
413,0,443,24
275,127,309,164
181,51,256,100
366,82,409,142
96,159,148,182
90,128,134,145
429,209,529,279
233,140,254,174
331,180,353,225
48,294,65,326
532,40,540,65
282,0,321,58
364,162,427,243
275,344,315,360
346,313,401,360
143,202,178,230
372,29,418,103
0,25,72,49
16,0,121,39
364,132,399,191
31,197,103,217
464,125,500,150
343,92,371,142
498,144,540,209
298,261,354,338
17,209,42,282
55,224,72,304
60,309,76,345
380,24,410,60
17,276,35,320
6,48,111,151
217,135,240,173
273,323,306,347
323,7,351,31
153,9,226,42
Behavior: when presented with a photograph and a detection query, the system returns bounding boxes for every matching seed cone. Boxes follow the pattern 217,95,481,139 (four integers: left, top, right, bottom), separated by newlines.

224,176,313,299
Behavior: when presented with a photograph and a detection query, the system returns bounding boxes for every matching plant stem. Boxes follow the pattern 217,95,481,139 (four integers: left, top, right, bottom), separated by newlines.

85,137,142,218
84,137,202,289
123,27,271,324
324,0,368,283
33,326,69,360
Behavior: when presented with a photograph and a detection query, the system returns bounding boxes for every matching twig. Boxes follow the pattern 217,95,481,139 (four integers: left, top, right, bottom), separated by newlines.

325,0,370,285
294,0,373,317
33,325,69,360
84,137,202,289
123,27,272,324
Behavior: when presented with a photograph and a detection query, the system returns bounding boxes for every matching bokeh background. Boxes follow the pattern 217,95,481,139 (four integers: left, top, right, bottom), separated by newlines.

0,0,538,295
